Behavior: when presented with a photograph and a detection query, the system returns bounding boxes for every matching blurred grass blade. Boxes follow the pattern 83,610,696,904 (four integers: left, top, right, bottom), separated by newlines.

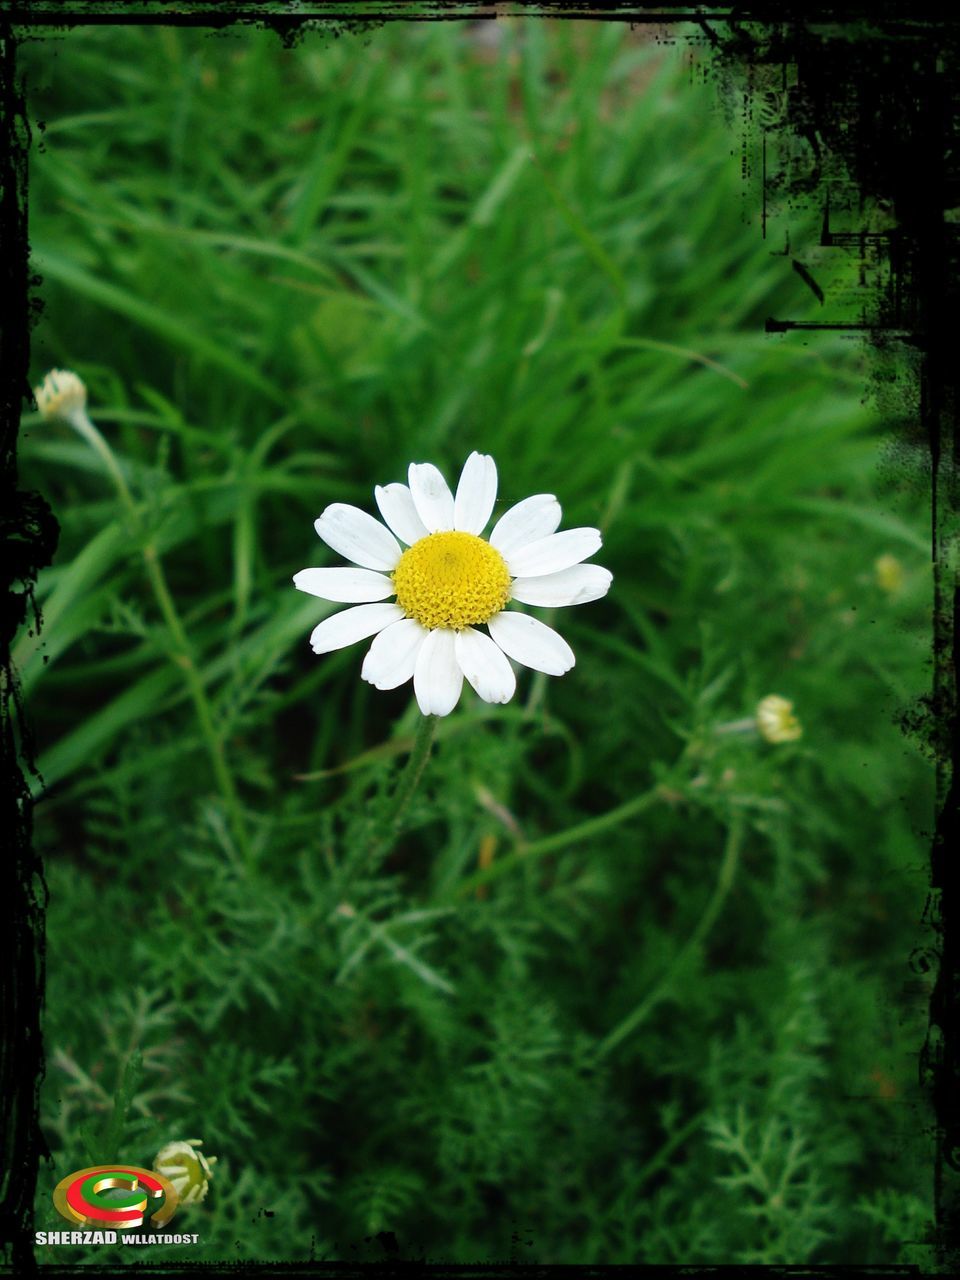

33,246,286,404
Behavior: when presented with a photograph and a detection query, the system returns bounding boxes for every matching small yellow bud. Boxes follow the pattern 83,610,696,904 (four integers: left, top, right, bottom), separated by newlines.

755,695,803,744
874,553,904,594
34,369,87,422
153,1138,218,1206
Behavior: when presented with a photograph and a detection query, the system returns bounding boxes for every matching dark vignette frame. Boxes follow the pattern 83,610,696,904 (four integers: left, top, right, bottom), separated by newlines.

0,2,954,1274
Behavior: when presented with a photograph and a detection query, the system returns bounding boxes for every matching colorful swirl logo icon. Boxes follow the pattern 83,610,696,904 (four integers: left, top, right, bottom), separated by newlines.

53,1165,179,1230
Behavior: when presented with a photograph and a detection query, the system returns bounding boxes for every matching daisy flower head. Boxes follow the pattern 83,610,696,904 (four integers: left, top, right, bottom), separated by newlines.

294,453,612,717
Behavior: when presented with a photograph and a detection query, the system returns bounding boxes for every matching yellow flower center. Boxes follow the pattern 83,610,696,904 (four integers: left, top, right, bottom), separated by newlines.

393,531,511,631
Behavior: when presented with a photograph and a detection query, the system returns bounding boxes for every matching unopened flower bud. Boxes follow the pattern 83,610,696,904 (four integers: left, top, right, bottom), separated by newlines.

154,1138,218,1206
34,368,88,423
755,694,802,744
874,553,904,594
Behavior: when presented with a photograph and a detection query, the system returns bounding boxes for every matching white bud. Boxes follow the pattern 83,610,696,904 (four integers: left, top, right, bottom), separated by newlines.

34,368,87,422
154,1138,218,1206
755,694,803,744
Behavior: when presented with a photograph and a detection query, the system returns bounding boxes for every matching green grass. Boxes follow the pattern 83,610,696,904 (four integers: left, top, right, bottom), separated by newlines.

20,19,933,1266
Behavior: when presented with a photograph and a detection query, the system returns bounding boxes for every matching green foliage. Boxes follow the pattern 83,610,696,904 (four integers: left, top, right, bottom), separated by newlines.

21,19,932,1267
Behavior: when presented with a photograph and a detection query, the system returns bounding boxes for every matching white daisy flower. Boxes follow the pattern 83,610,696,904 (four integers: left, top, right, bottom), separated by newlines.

294,452,612,717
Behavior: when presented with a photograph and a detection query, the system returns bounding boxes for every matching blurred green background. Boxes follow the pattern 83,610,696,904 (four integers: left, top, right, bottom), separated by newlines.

19,18,933,1266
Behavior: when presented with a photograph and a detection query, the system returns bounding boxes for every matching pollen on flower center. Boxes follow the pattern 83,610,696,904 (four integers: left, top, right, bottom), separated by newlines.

393,531,511,630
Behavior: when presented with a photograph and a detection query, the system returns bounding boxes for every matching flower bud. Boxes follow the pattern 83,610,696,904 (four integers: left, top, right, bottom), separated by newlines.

874,553,904,594
755,694,802,744
34,368,88,422
153,1138,218,1206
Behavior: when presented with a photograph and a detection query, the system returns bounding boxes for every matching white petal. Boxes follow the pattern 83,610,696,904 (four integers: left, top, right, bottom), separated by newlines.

361,618,429,690
314,503,402,571
414,629,464,716
489,493,562,555
455,627,516,705
374,483,430,547
487,611,575,676
509,563,612,608
293,567,395,603
506,527,602,578
408,462,455,532
309,603,404,655
453,452,498,535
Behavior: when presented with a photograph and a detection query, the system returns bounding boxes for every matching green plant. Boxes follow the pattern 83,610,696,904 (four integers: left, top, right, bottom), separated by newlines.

21,19,932,1266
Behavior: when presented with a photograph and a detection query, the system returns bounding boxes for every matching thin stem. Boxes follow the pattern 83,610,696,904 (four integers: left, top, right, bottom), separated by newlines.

614,336,749,389
359,713,438,871
715,717,758,735
65,407,249,860
593,814,745,1062
386,713,438,837
456,783,663,898
633,1108,708,1192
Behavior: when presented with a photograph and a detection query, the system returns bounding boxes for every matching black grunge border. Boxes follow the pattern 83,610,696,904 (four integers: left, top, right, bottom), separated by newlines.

1,3,955,1274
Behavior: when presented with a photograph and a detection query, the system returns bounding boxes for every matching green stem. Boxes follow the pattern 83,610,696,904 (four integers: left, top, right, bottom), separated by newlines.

456,783,663,897
715,717,758,736
361,712,438,870
66,407,249,860
386,713,438,836
633,1108,708,1191
593,814,745,1062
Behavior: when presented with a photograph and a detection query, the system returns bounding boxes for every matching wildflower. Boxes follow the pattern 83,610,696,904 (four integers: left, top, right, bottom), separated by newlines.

153,1139,217,1206
874,553,904,594
34,368,87,423
755,694,803,744
294,453,612,716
